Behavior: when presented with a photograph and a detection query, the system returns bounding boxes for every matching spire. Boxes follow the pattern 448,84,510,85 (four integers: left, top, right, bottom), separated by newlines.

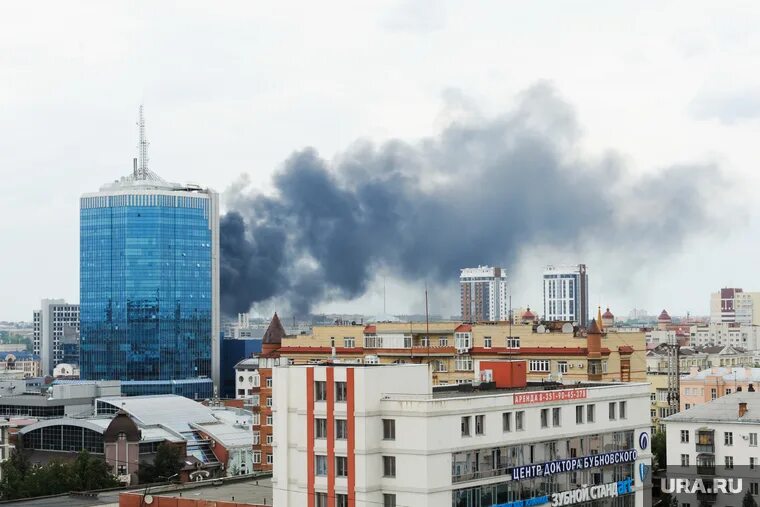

263,312,286,345
588,318,602,335
597,306,604,331
137,105,149,180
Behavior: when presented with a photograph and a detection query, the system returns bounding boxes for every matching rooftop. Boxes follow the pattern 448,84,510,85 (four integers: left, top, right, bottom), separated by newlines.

97,394,218,433
665,392,760,424
428,380,636,399
682,367,760,382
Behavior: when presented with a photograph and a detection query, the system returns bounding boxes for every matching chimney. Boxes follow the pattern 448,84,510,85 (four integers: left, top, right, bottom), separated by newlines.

740,402,748,418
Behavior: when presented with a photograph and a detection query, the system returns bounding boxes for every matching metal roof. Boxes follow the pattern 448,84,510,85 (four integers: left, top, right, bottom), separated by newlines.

97,395,217,433
665,392,760,424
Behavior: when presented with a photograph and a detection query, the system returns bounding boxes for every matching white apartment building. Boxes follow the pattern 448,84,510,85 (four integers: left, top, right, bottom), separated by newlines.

543,264,589,327
33,299,79,376
664,393,760,507
711,288,760,325
460,266,509,322
691,322,760,350
272,362,652,507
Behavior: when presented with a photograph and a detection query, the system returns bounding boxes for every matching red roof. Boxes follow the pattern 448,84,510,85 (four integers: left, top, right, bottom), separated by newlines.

658,309,671,321
602,308,614,319
455,324,472,332
364,325,377,334
618,345,634,354
263,313,286,345
522,307,536,319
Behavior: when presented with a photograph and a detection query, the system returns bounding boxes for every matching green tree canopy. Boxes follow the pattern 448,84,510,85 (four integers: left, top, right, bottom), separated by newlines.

137,443,183,484
0,450,117,501
652,430,667,470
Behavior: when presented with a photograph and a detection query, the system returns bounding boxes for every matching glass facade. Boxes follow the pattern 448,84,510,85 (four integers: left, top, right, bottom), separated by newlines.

23,425,104,453
80,191,214,399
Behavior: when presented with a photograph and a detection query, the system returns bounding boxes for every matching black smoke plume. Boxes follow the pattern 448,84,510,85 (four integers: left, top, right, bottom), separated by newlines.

220,83,721,316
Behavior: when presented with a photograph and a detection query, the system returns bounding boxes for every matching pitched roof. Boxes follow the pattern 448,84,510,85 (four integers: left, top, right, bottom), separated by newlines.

455,324,472,332
665,392,760,424
602,308,614,319
587,319,602,334
658,309,671,321
263,313,286,345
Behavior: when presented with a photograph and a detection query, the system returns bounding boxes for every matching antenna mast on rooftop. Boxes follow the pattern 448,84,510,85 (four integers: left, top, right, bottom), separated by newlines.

137,105,149,179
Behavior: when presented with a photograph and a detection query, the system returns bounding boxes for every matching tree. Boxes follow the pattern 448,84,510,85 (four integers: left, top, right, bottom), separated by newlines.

652,430,667,470
0,450,116,501
71,451,118,491
138,443,183,484
744,490,758,507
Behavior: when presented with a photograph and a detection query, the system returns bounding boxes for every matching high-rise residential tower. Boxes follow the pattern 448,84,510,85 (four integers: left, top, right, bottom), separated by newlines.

710,287,760,325
33,299,80,376
543,264,589,327
79,108,219,399
459,266,509,322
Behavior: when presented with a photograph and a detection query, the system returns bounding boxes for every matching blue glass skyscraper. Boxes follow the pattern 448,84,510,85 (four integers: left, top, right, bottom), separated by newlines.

80,110,219,399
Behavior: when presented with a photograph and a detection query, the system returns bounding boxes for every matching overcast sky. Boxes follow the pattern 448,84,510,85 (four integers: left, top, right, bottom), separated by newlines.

2,1,760,322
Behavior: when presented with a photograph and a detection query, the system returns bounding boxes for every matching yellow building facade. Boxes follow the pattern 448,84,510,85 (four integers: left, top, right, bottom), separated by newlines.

277,321,646,385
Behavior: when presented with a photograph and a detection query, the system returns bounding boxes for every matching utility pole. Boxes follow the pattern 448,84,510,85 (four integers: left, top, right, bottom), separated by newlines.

666,332,680,414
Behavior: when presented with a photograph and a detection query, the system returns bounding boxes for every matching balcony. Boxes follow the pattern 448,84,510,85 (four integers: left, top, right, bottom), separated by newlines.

696,464,715,476
696,443,714,453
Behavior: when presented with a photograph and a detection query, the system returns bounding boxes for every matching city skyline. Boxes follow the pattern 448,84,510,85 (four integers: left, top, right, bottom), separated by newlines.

3,2,760,321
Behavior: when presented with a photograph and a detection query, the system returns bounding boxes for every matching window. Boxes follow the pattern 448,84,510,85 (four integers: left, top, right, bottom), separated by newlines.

619,401,627,420
315,381,327,401
267,453,273,464
336,493,348,507
587,404,595,423
266,415,273,426
752,483,759,495
383,419,396,440
529,360,550,372
455,332,472,349
475,415,485,435
552,407,561,427
266,434,273,444
751,457,757,470
336,419,347,440
725,456,734,469
439,336,448,347
238,375,244,383
253,374,260,387
343,337,355,348
315,455,328,476
266,377,273,388
516,411,525,430
726,388,732,394
336,456,348,477
237,389,245,396
484,336,492,348
266,396,272,407
725,432,734,446
751,433,758,446
253,431,260,444
253,451,261,464
503,412,512,432
558,361,568,374
335,382,347,402
252,413,260,425
315,418,327,439
383,494,397,507
461,416,471,436
541,409,549,428
316,493,328,507
506,337,520,349
680,430,689,443
455,356,473,371
680,454,689,467
711,388,717,400
609,402,616,420
576,405,584,424
383,456,396,477
432,359,447,372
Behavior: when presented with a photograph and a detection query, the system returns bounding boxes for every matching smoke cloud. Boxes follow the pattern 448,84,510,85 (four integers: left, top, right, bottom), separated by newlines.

220,83,722,316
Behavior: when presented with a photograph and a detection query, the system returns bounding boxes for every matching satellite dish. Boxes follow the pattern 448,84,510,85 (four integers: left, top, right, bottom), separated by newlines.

561,323,573,333
536,325,546,334
144,494,154,504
